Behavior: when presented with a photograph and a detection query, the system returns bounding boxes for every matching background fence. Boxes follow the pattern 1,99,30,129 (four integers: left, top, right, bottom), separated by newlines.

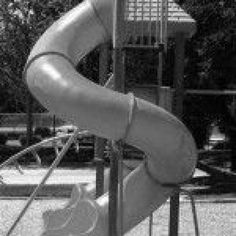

0,113,67,138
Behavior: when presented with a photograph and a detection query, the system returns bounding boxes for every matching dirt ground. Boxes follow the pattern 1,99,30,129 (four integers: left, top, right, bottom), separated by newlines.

1,198,236,236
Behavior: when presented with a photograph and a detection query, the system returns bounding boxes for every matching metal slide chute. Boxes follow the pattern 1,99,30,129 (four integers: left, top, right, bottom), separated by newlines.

24,0,197,235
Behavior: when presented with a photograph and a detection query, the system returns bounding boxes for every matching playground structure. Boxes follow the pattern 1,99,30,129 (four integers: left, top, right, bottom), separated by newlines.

0,0,202,236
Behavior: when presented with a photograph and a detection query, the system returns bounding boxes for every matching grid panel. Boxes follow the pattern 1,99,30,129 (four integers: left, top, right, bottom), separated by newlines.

124,0,195,47
125,0,193,22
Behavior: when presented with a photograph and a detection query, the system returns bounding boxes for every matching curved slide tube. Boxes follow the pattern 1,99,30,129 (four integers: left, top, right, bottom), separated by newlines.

24,0,197,235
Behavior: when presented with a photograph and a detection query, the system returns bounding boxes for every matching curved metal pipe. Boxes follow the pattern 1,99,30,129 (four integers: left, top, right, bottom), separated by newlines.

24,0,197,235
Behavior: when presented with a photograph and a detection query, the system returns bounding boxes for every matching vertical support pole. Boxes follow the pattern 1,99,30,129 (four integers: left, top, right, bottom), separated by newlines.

156,0,163,105
95,43,109,197
169,32,186,236
53,115,56,137
26,92,33,147
109,0,125,236
109,142,119,236
169,194,180,236
172,32,186,118
154,2,169,234
149,213,153,236
157,47,164,105
156,0,168,105
163,0,169,52
52,114,58,155
95,134,105,197
95,141,105,197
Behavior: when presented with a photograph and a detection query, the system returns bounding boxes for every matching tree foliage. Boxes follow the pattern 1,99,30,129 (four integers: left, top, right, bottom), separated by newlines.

183,0,236,89
0,0,80,112
0,0,236,148
181,0,236,147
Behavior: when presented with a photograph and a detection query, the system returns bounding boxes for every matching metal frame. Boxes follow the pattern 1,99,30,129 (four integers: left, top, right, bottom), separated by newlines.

109,0,126,235
0,0,203,235
110,1,171,236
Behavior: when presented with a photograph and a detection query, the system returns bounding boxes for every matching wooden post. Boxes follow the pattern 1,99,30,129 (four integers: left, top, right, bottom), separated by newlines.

169,32,186,236
109,0,125,235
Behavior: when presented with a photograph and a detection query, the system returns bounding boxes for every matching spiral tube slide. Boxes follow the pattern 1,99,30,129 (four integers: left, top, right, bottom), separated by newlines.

24,0,197,235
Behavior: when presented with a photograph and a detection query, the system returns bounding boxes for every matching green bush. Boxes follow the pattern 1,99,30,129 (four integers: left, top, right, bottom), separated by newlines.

34,127,51,138
19,135,42,147
0,133,8,145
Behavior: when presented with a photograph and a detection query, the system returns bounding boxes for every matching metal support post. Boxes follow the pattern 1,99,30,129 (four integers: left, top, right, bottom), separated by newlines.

168,193,180,236
95,43,110,197
169,32,186,236
95,139,105,197
109,0,126,235
109,143,120,236
26,92,33,147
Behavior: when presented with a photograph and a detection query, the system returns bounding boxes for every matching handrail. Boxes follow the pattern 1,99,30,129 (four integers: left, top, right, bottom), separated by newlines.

6,129,80,236
0,130,90,170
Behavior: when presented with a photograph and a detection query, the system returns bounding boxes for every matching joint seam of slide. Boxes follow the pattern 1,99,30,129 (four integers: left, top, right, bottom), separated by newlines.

121,93,136,142
111,93,136,156
22,51,76,84
114,92,192,188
